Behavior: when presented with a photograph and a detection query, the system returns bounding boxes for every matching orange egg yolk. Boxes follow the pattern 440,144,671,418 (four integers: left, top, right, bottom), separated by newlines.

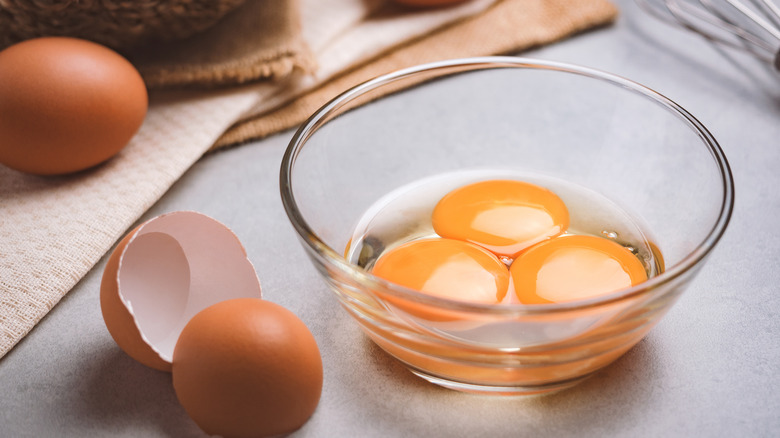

371,238,510,304
510,235,648,304
432,180,569,258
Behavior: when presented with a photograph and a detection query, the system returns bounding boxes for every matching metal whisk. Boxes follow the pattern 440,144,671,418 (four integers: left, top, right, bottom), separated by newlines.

636,0,780,70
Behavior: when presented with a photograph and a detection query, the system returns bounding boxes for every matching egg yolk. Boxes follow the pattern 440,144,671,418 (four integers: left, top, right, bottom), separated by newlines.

432,180,569,258
510,235,648,304
372,238,510,304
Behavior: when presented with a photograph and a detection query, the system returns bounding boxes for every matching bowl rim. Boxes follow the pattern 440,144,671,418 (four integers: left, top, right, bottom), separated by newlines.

280,56,735,316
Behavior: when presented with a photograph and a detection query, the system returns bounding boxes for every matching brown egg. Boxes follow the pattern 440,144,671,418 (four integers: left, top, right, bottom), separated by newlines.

0,37,147,175
173,298,323,438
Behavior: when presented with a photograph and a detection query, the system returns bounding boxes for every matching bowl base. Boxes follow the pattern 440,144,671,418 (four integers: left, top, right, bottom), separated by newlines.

408,367,593,396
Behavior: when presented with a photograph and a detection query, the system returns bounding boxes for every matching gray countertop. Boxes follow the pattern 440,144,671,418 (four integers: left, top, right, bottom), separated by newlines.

1,0,779,436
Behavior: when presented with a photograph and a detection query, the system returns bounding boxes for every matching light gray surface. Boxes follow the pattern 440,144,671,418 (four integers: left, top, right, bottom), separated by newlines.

2,1,779,436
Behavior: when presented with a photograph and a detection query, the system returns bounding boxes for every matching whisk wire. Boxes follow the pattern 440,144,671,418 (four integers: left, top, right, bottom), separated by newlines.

698,0,779,52
756,0,780,27
724,0,780,40
637,0,780,68
671,0,775,55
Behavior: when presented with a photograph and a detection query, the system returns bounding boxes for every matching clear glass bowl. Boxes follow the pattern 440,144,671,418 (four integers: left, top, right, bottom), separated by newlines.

280,57,734,395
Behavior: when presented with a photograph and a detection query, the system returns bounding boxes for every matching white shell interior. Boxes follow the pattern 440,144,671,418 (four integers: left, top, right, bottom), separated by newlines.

117,211,262,362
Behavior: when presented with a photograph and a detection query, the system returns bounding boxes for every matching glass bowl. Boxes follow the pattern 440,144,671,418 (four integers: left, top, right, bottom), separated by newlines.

280,57,734,395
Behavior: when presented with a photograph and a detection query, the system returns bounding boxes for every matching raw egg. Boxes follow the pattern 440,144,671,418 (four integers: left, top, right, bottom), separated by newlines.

173,298,323,438
432,179,569,258
510,234,648,304
372,238,510,304
0,37,147,175
100,211,262,371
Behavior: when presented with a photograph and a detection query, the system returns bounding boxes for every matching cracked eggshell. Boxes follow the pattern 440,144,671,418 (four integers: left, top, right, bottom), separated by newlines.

100,211,262,372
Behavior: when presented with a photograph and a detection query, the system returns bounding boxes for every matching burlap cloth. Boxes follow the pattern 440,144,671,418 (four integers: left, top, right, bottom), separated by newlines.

0,0,617,359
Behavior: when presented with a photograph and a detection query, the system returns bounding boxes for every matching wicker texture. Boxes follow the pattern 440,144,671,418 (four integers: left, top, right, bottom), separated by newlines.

0,0,247,50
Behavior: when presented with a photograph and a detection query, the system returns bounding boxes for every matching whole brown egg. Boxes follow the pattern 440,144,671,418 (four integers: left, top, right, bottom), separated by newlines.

173,298,323,438
0,37,147,175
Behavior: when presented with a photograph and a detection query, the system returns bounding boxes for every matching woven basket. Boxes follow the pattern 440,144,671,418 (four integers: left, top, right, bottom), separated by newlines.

0,0,247,51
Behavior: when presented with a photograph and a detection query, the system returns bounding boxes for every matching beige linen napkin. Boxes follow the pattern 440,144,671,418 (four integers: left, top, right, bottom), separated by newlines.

217,0,620,148
0,0,618,359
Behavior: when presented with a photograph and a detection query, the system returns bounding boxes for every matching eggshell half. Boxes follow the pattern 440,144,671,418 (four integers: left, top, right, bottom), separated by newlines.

100,211,262,372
